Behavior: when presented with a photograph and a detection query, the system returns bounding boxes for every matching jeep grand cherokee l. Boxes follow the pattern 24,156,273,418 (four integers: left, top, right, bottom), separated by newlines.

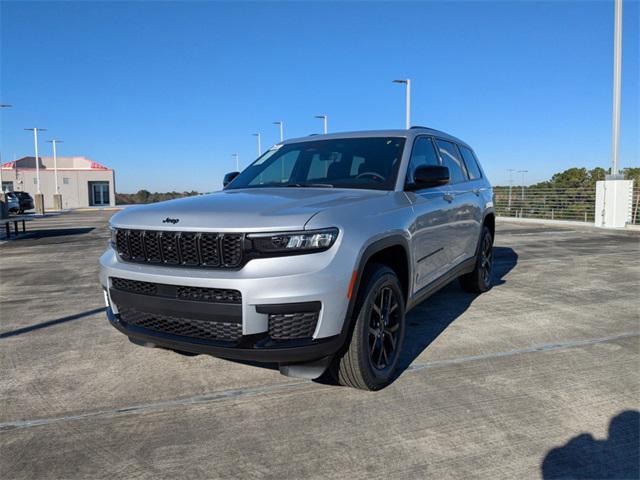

100,127,494,390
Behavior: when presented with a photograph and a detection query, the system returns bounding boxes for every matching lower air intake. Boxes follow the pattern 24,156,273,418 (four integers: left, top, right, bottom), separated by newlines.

268,312,319,340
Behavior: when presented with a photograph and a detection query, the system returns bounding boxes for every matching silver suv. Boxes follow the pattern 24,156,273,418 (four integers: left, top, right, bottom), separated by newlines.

100,127,494,390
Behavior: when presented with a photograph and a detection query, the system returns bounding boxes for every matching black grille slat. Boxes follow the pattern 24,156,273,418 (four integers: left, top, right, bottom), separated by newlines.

118,307,242,341
160,232,180,265
221,234,243,267
179,233,200,265
268,312,318,340
129,230,145,260
115,230,130,259
114,229,244,269
110,277,241,304
199,233,220,266
143,232,162,263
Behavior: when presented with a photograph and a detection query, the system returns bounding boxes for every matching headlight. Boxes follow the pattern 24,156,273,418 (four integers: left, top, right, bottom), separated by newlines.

249,228,338,254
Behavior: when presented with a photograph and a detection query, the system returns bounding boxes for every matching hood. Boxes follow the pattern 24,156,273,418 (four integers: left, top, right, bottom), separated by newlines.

110,188,388,232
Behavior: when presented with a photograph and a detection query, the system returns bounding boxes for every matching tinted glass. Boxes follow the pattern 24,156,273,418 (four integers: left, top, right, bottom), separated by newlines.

435,139,468,184
406,137,440,184
227,137,406,191
459,145,482,180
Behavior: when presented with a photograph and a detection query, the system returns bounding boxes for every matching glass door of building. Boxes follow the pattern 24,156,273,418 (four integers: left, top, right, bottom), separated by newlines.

90,182,110,206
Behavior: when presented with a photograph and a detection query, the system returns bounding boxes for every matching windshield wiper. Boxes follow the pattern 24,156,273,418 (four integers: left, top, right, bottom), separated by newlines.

285,183,334,188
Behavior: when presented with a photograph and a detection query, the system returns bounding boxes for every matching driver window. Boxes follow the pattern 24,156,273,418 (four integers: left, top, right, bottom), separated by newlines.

406,137,440,184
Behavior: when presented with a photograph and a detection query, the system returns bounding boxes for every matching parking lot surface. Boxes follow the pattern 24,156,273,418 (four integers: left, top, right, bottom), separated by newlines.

1,211,638,479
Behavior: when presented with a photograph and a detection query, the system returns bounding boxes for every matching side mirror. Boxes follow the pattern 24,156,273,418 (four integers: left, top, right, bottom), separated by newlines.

223,171,240,187
407,165,449,190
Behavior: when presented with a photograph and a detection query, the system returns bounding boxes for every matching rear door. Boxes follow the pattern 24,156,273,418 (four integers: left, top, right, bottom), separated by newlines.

433,139,479,264
405,136,457,292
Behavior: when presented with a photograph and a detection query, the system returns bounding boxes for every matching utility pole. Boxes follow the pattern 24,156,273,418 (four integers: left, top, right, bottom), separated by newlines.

518,170,528,201
253,133,261,156
0,104,12,219
273,121,284,142
47,139,63,210
392,79,411,129
24,127,46,214
314,115,328,134
232,153,239,171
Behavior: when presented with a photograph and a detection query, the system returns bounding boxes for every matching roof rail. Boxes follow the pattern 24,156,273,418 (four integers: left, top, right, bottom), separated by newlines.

410,125,431,129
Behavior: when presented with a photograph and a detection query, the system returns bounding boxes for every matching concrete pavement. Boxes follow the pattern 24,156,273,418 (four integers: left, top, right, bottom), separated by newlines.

1,211,638,479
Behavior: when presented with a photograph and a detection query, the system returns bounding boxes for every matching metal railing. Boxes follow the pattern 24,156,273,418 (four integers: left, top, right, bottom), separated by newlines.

494,187,597,223
632,185,640,225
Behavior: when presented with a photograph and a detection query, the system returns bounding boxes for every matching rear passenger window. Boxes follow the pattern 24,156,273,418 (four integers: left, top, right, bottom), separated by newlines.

459,145,482,180
406,137,440,184
435,139,468,184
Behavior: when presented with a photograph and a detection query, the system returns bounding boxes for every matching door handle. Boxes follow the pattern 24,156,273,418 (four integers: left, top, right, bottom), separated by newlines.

472,188,480,196
443,193,455,203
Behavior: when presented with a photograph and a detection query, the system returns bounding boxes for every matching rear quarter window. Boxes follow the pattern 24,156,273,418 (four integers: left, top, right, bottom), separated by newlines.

459,145,483,180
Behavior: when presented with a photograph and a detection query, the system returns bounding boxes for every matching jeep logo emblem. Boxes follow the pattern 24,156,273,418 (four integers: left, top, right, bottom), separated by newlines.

162,217,179,224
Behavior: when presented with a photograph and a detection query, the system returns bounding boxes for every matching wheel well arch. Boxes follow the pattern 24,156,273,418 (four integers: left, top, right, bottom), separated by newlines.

483,212,495,239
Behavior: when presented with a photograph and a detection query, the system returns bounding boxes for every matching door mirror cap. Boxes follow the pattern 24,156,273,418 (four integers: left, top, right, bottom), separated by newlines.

223,171,240,187
407,165,450,190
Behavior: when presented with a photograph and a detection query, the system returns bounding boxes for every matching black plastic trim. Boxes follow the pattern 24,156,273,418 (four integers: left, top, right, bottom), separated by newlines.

107,307,343,363
255,301,321,315
110,289,242,324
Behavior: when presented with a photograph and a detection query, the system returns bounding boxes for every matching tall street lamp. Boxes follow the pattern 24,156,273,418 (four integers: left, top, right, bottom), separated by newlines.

314,115,328,134
253,133,261,156
507,169,516,211
273,121,284,142
518,170,528,201
610,0,623,178
232,153,239,171
47,139,63,210
25,127,47,214
392,79,411,129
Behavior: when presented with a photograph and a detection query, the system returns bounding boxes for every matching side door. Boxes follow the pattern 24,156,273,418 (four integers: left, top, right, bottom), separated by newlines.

404,136,458,292
433,138,479,264
458,144,487,258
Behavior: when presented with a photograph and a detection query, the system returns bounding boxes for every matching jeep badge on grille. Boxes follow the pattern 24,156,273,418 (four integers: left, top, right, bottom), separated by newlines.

162,217,179,224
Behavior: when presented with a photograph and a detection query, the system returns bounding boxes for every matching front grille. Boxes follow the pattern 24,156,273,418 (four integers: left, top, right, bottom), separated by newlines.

268,312,319,340
114,229,245,269
110,277,241,304
176,286,241,304
118,307,242,341
111,277,158,296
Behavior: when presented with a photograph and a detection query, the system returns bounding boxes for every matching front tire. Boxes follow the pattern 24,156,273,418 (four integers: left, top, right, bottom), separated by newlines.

459,225,494,293
335,264,406,391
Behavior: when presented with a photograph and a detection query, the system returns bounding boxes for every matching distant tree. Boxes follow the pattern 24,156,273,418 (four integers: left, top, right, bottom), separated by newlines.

624,167,640,184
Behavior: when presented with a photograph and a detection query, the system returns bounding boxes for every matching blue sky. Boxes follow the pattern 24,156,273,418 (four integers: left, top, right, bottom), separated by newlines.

1,0,638,192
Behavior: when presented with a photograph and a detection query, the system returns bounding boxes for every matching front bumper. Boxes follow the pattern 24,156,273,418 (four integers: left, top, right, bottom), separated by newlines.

106,305,344,363
99,243,354,362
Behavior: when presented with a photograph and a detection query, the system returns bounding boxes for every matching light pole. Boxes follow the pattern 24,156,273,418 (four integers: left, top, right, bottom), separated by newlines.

314,115,328,134
392,79,411,129
253,133,261,156
273,121,284,142
232,153,239,171
518,170,528,201
0,104,12,219
610,0,623,177
47,139,63,210
507,169,516,211
25,127,47,214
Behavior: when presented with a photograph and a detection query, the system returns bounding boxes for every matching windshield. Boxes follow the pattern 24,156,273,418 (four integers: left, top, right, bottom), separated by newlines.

226,137,406,191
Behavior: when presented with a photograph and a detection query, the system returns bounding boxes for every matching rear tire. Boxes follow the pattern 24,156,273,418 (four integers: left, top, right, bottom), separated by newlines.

334,264,405,391
460,225,494,293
